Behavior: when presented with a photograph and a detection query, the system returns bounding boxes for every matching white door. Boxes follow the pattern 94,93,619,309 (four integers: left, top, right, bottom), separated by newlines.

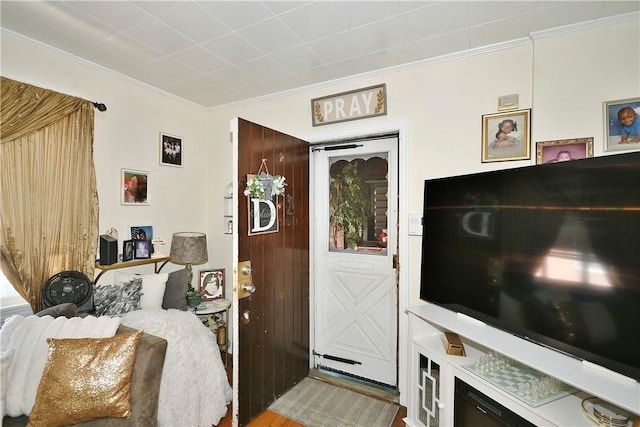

313,136,398,386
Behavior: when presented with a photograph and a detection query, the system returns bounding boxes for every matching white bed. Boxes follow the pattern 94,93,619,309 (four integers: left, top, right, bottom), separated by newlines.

122,309,232,427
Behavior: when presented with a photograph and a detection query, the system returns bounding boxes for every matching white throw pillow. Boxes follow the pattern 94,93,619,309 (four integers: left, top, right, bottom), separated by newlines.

115,272,168,310
1,347,15,416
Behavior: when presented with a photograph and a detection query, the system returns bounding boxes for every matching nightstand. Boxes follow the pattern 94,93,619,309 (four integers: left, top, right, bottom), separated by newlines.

194,299,230,359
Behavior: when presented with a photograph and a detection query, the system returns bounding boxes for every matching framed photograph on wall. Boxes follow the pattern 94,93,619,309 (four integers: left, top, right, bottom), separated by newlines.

603,97,640,152
199,269,225,301
481,109,531,163
122,240,134,262
160,132,183,167
134,239,151,259
536,137,593,165
121,169,149,205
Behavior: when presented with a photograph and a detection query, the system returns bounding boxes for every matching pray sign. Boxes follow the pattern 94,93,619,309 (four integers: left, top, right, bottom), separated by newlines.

311,84,387,126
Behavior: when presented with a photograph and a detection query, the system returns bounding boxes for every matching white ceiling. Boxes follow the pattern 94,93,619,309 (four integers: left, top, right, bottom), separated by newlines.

2,1,638,109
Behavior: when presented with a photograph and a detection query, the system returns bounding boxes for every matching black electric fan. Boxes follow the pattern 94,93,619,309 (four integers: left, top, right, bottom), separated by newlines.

41,271,93,312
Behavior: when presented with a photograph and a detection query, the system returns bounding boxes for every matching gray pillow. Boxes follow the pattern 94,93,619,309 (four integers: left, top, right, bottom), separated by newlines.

93,277,142,316
36,303,78,318
162,268,188,311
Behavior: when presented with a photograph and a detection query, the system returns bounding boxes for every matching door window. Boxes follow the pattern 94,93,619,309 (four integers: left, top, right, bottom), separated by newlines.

328,154,388,255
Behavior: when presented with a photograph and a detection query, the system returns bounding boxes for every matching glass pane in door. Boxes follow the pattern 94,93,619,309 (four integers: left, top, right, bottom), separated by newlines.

328,154,388,254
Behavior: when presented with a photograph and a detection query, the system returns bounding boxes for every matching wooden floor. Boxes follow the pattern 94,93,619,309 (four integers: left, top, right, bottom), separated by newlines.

217,362,407,426
219,399,407,427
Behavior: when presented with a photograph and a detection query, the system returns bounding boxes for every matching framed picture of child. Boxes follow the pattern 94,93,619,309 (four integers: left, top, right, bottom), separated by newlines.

198,269,225,301
481,109,531,162
121,169,149,205
603,97,640,152
134,239,151,259
535,137,593,165
122,240,134,262
130,226,153,242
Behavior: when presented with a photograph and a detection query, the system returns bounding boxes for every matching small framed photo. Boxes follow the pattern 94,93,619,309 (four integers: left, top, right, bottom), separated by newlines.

122,240,134,262
134,239,151,259
160,132,183,167
199,269,225,301
603,98,640,152
482,109,531,162
130,226,153,241
122,169,149,205
536,137,593,165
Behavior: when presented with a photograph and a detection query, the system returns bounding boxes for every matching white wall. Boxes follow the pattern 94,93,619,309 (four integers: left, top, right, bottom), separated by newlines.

2,17,638,405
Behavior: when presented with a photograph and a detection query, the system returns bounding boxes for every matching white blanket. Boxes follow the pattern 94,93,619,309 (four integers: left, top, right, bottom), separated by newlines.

122,309,232,427
0,314,122,416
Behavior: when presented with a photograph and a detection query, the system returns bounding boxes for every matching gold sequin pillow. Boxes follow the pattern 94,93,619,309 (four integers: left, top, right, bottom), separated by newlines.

27,331,142,427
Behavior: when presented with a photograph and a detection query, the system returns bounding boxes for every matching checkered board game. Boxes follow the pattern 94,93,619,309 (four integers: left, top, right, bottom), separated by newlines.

463,360,576,408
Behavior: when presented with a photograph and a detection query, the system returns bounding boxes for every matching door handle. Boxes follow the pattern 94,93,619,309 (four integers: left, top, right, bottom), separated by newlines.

236,260,254,299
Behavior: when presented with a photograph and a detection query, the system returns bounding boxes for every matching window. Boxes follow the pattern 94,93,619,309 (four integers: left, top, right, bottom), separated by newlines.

0,272,32,323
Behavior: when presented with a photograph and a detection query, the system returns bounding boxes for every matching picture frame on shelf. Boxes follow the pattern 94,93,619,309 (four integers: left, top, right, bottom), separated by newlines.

122,240,134,262
160,132,183,167
199,269,225,301
134,239,151,259
131,225,153,254
131,226,153,241
121,169,149,205
536,137,593,165
481,109,531,163
603,97,640,152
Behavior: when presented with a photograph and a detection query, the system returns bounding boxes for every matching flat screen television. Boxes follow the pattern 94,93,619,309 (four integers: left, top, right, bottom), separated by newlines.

420,152,640,381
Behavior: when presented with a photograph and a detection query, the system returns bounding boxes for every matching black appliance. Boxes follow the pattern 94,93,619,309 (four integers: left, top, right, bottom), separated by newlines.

454,378,535,427
99,234,118,265
420,152,640,381
41,270,93,313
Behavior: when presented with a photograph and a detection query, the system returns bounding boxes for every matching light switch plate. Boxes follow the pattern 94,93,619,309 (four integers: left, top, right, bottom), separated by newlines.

408,214,422,235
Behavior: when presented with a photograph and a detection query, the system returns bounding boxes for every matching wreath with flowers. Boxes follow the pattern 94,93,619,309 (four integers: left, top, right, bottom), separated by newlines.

244,173,286,199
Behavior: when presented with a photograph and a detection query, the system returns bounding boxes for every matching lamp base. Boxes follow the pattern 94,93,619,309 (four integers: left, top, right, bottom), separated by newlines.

186,263,193,287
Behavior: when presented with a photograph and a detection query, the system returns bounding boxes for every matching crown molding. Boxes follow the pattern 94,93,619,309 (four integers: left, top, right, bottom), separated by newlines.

530,11,639,40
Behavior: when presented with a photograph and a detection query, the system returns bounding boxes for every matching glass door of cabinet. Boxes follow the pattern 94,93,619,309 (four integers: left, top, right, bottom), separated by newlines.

417,352,442,427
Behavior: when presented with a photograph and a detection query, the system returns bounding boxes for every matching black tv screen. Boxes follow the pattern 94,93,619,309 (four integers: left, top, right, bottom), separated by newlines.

420,152,640,381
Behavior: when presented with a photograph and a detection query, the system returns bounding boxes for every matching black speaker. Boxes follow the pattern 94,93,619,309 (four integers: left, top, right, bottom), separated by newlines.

99,235,118,265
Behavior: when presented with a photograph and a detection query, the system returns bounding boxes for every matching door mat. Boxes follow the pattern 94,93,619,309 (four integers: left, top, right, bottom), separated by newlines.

269,377,399,427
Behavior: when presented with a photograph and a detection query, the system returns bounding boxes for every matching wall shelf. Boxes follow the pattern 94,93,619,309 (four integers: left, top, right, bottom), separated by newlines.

94,256,170,283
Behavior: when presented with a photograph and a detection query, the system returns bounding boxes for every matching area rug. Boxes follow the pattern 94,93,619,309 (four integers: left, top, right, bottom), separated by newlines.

269,377,399,427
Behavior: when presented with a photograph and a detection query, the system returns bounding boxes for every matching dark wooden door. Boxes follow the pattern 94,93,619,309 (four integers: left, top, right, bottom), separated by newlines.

236,118,310,426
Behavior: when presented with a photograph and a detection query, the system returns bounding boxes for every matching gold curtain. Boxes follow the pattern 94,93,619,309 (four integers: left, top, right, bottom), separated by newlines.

0,77,99,312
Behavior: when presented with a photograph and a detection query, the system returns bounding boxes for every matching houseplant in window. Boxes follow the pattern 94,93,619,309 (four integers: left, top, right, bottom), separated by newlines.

329,163,369,249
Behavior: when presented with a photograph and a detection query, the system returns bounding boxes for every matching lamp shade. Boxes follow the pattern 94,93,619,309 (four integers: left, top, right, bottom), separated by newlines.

169,232,208,265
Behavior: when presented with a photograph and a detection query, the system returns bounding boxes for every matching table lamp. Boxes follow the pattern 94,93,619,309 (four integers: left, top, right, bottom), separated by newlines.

169,232,208,286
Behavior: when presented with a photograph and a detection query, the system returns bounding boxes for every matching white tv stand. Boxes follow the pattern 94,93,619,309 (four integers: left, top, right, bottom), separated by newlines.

405,304,640,426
